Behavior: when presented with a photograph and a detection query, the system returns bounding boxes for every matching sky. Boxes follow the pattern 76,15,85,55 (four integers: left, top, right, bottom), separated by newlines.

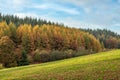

0,0,120,34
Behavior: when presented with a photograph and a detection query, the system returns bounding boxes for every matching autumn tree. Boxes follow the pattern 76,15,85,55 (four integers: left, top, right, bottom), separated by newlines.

9,22,18,44
83,28,120,49
0,36,17,67
105,38,118,49
17,24,35,53
22,33,31,53
0,21,11,38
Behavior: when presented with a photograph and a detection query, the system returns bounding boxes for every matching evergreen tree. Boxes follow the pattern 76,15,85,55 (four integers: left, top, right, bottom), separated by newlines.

18,50,29,66
22,34,31,53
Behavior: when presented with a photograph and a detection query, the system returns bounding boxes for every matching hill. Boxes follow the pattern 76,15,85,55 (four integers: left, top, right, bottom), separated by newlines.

0,49,120,80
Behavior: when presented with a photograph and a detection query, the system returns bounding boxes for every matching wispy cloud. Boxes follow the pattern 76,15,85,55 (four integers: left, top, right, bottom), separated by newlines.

13,13,39,18
34,4,80,15
34,4,48,9
12,0,25,5
0,0,29,12
58,17,106,29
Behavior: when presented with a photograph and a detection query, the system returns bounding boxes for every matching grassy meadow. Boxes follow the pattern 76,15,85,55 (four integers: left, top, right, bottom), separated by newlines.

0,49,120,80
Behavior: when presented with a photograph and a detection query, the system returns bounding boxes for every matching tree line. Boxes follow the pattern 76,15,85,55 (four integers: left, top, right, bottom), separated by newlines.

82,29,120,49
0,13,64,27
0,21,102,68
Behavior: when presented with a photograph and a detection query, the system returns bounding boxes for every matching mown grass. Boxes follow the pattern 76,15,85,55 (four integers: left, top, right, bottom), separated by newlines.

0,49,120,80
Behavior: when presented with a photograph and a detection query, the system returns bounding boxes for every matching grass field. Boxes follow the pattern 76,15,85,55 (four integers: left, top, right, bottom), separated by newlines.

0,50,120,80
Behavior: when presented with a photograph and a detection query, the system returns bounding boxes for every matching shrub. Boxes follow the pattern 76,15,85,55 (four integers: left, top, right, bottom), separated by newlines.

27,55,34,63
50,50,68,61
34,50,50,62
33,49,93,63
34,52,41,62
64,49,74,58
73,50,92,57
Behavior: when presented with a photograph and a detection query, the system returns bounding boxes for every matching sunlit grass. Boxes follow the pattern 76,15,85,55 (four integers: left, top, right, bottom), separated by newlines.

0,49,120,80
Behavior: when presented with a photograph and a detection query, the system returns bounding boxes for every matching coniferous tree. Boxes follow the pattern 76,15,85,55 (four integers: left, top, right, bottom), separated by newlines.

22,34,31,53
18,50,29,66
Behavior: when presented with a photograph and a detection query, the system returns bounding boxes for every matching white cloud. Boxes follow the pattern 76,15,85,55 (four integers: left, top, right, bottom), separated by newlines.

14,13,39,18
59,0,110,6
61,17,120,34
12,0,24,5
84,7,91,13
57,7,79,15
112,23,120,27
50,17,104,29
0,0,28,12
6,0,26,6
34,4,80,15
34,5,48,9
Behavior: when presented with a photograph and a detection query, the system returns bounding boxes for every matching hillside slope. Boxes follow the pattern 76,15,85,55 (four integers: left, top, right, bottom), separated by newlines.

0,50,120,80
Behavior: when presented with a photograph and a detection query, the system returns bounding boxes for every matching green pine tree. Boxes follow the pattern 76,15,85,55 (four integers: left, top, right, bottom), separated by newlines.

18,50,29,66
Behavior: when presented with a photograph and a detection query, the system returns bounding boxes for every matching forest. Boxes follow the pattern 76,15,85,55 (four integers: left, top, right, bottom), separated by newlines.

0,13,120,68
82,29,120,49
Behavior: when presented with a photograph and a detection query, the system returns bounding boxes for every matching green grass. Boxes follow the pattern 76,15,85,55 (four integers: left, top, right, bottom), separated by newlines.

0,50,120,80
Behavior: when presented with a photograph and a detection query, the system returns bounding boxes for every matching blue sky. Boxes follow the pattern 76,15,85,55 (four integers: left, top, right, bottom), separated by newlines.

0,0,120,34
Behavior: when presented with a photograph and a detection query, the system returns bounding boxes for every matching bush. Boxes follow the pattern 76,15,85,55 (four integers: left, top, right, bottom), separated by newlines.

27,55,34,63
50,50,68,61
33,49,92,63
73,50,93,57
34,50,50,62
34,52,41,62
64,49,74,58
34,50,73,62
